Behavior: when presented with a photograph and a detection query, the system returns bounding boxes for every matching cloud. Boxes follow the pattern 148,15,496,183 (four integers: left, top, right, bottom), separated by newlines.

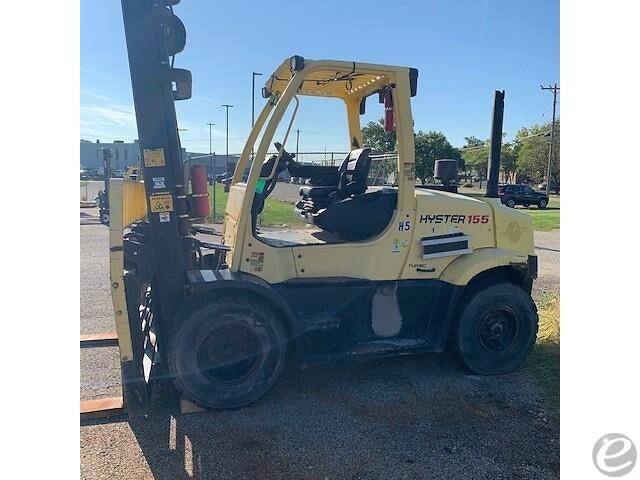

81,90,110,102
80,104,136,128
191,95,220,105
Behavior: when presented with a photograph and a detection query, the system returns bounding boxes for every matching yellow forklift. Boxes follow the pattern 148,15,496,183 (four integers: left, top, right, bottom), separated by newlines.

97,0,537,415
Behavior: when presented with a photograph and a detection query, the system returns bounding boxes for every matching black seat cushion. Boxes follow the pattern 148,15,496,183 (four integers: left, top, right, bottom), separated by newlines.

336,148,371,198
296,149,373,217
313,188,397,240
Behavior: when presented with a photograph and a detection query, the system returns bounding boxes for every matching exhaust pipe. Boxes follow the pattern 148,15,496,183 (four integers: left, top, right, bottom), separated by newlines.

485,90,505,198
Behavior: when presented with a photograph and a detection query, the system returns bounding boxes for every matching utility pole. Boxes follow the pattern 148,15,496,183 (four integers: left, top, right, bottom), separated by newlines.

207,122,216,220
221,104,234,192
541,83,559,196
295,129,300,159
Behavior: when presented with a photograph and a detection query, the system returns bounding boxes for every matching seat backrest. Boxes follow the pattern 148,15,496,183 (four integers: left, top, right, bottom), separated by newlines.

336,148,372,197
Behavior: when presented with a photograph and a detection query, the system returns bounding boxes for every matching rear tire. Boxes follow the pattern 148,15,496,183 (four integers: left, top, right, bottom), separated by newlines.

538,199,548,209
451,282,538,375
506,198,516,208
169,295,287,409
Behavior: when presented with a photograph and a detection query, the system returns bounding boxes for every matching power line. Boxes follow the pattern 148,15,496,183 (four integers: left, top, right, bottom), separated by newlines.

458,129,553,151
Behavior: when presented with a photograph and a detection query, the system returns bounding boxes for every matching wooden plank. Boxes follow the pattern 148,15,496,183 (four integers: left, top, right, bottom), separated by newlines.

80,396,124,420
80,332,119,348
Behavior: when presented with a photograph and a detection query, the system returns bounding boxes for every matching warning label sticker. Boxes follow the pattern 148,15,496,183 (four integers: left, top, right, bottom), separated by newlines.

144,149,166,167
150,194,174,212
249,252,264,272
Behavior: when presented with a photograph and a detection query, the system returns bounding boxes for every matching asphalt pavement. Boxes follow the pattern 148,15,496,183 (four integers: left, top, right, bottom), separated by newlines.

80,209,559,480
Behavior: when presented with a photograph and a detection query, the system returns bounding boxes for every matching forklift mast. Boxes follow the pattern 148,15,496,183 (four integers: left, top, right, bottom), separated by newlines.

120,0,193,331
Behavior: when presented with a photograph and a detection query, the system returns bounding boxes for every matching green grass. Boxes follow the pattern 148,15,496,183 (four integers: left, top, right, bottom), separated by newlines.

464,192,560,231
206,183,304,226
526,195,560,231
525,293,560,412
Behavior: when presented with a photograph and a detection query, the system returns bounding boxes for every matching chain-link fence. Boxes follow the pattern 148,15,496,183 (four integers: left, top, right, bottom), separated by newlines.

185,151,399,186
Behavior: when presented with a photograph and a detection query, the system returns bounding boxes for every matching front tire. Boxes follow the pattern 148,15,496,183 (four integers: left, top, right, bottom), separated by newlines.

538,198,548,209
169,295,287,409
451,282,538,375
506,198,516,208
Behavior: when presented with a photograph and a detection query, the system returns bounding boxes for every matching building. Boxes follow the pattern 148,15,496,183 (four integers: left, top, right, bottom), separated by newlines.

80,139,147,173
80,139,239,176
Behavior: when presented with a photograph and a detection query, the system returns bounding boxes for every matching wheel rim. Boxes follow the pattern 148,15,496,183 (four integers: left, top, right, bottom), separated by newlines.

196,319,262,385
540,200,547,207
478,308,518,352
508,200,515,207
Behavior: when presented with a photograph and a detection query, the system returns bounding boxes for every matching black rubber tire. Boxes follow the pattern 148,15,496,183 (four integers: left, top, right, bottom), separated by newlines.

169,294,287,410
538,199,548,209
451,282,538,375
506,198,516,208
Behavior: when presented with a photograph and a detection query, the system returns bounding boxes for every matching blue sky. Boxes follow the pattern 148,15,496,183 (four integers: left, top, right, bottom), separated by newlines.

81,0,559,154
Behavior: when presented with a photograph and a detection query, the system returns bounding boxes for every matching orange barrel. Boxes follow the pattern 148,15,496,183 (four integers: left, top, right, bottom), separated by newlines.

189,165,210,219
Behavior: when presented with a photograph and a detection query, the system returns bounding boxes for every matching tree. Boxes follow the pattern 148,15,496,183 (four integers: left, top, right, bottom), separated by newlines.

501,143,517,183
361,119,396,153
460,136,517,184
514,120,560,190
413,131,457,184
461,137,489,182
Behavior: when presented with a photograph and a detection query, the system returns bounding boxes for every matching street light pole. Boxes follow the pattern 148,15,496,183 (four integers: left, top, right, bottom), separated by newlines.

207,122,216,220
221,104,234,192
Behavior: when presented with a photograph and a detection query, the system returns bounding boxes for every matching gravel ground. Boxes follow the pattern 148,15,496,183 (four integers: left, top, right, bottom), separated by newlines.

80,211,559,480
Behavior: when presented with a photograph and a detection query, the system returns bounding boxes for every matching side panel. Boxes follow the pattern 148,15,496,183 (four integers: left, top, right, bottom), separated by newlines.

439,247,530,286
401,190,495,280
489,198,536,255
238,222,299,284
271,278,461,361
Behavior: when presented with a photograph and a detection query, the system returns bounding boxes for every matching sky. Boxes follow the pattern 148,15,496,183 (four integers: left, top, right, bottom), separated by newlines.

80,0,559,154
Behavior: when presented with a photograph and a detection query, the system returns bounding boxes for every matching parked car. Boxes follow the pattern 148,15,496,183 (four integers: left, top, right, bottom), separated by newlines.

498,184,549,209
80,168,99,180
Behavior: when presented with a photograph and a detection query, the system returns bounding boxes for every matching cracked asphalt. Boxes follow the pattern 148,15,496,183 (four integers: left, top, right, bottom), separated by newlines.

80,209,559,480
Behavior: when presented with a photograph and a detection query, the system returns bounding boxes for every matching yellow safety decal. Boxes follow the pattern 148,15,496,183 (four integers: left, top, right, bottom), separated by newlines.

149,193,174,212
143,148,166,167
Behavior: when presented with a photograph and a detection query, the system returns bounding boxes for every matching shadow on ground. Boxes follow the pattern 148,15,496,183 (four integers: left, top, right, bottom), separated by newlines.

81,352,559,480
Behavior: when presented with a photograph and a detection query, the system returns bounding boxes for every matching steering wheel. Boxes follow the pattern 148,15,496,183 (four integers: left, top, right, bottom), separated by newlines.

259,142,297,192
252,142,297,216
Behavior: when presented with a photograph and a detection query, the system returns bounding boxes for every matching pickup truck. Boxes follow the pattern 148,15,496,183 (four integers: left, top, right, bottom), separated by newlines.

498,184,549,209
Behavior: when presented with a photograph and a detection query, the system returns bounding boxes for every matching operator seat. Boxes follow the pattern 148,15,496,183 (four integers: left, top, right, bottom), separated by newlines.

295,148,398,240
297,148,372,213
